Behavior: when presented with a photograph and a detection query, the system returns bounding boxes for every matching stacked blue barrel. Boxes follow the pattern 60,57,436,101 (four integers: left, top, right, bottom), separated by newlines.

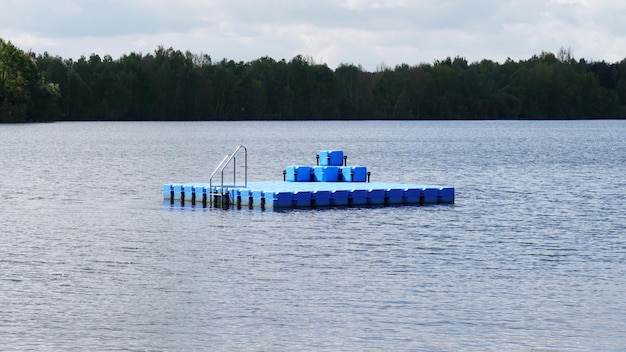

284,150,369,182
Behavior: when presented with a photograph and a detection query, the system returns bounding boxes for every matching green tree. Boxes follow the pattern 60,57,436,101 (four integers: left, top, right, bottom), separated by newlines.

0,39,58,122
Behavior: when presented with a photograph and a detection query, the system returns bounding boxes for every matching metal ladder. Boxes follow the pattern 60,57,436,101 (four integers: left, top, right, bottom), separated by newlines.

209,145,247,208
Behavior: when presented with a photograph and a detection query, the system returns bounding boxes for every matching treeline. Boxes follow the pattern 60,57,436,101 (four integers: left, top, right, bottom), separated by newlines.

2,38,626,122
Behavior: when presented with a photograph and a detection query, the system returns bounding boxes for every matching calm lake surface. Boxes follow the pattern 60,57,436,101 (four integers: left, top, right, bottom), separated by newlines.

1,120,625,351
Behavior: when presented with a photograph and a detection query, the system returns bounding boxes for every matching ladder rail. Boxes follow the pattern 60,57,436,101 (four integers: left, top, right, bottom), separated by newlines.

209,145,247,207
209,154,230,181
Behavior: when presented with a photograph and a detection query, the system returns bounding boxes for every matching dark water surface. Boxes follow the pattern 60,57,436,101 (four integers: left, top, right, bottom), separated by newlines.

1,120,625,351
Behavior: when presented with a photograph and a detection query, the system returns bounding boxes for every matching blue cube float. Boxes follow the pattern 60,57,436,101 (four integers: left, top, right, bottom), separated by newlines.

286,165,312,182
273,192,293,208
349,189,368,206
292,191,312,207
330,190,349,206
319,150,344,166
312,190,331,206
367,189,385,205
314,166,340,182
403,188,421,204
422,188,439,204
386,188,404,204
342,166,367,182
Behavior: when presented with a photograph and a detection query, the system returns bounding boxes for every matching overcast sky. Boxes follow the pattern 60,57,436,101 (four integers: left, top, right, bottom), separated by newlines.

3,0,625,70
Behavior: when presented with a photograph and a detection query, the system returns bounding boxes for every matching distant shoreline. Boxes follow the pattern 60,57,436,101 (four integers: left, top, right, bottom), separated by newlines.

3,39,626,123
12,117,626,124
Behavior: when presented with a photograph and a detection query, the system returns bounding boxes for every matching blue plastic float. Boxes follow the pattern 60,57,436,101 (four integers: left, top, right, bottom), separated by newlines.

164,146,454,210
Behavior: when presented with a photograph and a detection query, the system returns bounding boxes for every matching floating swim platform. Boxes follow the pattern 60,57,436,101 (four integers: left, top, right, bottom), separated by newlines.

163,146,454,210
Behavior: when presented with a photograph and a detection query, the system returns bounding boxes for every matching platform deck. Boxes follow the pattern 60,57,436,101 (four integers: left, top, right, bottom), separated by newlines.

163,181,454,209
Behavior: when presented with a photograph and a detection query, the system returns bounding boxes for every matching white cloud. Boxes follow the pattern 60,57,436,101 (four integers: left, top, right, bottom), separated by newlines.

2,0,625,69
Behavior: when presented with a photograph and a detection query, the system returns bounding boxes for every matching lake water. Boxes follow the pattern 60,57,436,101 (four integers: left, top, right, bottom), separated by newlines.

1,120,625,351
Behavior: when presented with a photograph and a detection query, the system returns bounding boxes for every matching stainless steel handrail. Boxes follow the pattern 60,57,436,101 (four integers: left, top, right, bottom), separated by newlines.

209,145,247,207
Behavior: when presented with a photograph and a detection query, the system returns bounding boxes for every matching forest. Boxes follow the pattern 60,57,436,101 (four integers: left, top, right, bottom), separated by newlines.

2,37,626,123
